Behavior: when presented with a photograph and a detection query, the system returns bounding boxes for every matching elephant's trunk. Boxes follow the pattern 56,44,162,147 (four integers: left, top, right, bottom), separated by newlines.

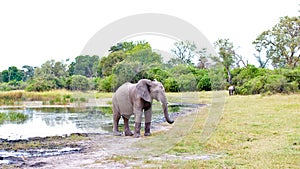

161,99,174,124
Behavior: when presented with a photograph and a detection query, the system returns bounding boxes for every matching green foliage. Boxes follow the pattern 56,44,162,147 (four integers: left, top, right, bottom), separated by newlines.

26,77,57,92
0,81,27,91
208,63,227,90
143,67,169,82
0,112,28,124
98,75,117,92
22,65,35,81
171,41,197,65
253,16,300,68
109,41,135,53
177,74,198,91
1,66,24,82
113,48,164,86
73,55,99,77
197,74,211,91
99,51,126,77
235,73,299,95
68,75,90,91
231,65,270,86
164,77,179,92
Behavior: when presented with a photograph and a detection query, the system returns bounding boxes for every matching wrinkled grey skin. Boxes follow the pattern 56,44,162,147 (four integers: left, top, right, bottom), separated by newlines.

112,79,174,138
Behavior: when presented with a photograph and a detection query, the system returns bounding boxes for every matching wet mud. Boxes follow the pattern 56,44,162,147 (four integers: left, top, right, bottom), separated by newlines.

0,103,208,168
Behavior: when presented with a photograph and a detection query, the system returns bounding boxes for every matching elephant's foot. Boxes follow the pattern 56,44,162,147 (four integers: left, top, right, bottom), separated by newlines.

124,130,133,136
144,122,151,136
144,132,151,136
134,122,141,138
113,131,122,136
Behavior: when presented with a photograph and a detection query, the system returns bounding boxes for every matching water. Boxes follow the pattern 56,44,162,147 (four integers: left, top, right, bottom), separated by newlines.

0,107,113,140
0,104,193,140
0,104,204,165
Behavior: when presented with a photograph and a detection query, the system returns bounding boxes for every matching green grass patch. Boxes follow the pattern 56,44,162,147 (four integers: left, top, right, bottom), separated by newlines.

0,112,29,124
99,106,113,114
137,92,300,168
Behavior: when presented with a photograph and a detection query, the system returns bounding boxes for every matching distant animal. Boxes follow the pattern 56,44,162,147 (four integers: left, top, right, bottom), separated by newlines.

112,79,174,138
228,85,235,96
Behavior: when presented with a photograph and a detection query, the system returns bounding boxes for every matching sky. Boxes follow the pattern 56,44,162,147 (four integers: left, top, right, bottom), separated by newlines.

0,0,299,71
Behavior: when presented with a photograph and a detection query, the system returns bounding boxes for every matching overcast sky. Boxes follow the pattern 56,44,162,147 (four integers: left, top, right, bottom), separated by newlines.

0,0,298,71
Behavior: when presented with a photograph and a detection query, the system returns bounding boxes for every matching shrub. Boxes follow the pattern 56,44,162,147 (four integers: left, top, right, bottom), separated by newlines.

177,74,197,91
164,77,179,92
236,74,299,95
98,75,117,92
26,78,57,92
69,75,90,91
197,74,211,91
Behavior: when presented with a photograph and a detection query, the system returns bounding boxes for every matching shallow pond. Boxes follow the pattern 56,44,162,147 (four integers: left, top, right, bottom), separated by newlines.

0,104,197,141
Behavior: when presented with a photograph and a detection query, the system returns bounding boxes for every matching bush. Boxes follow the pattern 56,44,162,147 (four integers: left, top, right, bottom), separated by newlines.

197,74,211,91
69,75,90,91
164,77,179,92
236,74,299,95
177,74,197,91
98,75,117,92
26,78,57,92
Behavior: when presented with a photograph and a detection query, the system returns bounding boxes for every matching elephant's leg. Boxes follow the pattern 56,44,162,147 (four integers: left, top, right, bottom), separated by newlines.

113,109,122,136
144,109,152,136
123,116,133,136
134,122,141,138
134,110,143,138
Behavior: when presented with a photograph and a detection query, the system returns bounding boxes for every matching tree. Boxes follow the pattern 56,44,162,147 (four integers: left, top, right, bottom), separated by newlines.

22,65,35,81
113,48,163,86
213,39,236,84
1,66,24,82
197,48,210,69
253,16,300,68
109,41,135,53
99,51,126,77
171,41,197,65
73,55,99,77
69,75,90,91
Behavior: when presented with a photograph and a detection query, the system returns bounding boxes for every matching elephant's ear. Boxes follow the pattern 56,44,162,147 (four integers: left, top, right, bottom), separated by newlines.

136,79,152,102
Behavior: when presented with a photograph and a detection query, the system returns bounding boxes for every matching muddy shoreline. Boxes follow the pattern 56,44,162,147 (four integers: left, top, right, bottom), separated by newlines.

0,104,206,168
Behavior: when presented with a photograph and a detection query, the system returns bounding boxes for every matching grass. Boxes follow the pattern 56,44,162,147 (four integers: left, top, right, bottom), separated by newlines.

0,90,299,168
0,90,114,106
133,92,300,168
0,112,29,124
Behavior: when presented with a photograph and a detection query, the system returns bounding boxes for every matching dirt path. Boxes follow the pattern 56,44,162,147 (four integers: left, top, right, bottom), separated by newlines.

3,105,208,168
23,124,177,169
24,134,143,169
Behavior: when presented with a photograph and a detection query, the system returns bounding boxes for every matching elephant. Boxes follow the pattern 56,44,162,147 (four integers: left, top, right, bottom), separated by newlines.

112,79,174,138
228,85,235,96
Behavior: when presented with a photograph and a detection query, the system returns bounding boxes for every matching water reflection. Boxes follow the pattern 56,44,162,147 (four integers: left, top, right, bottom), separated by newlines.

0,104,194,140
0,107,112,140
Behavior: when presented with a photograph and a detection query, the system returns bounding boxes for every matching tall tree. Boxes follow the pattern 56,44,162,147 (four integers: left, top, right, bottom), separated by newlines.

73,55,99,77
213,39,236,84
34,60,67,78
1,66,24,82
109,41,135,53
171,41,197,65
22,65,35,81
253,16,300,68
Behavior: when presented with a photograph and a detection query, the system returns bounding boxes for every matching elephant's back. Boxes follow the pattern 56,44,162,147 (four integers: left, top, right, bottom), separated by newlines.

113,83,133,116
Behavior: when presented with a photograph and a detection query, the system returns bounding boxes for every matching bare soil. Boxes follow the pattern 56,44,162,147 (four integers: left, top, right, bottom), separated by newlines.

12,124,176,168
1,104,206,168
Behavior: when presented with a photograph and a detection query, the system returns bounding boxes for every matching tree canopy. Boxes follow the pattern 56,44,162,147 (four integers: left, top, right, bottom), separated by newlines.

0,15,299,94
253,16,300,68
